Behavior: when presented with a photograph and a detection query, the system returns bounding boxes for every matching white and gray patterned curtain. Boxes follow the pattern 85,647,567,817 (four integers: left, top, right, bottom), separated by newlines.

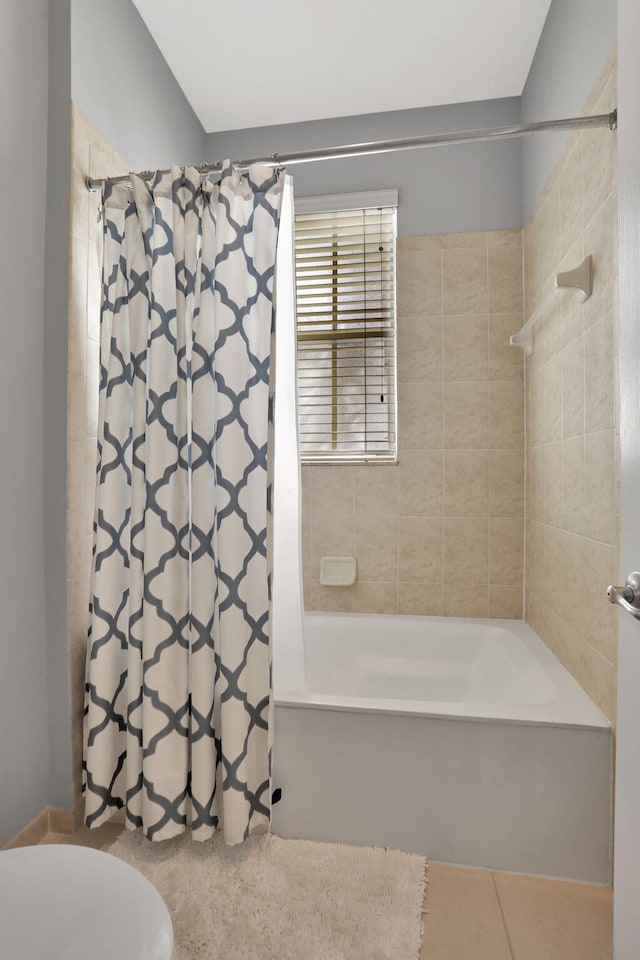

84,163,285,844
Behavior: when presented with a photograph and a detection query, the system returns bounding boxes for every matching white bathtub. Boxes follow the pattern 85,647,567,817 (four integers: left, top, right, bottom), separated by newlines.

272,612,612,883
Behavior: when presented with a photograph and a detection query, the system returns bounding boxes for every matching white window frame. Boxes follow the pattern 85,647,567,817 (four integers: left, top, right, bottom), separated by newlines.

294,189,399,465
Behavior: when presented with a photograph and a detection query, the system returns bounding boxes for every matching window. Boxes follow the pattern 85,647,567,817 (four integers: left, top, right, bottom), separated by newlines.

295,190,398,462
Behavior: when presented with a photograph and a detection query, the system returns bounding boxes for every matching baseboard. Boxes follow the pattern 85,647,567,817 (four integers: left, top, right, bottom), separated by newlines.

72,802,85,831
6,803,85,849
5,807,50,849
48,805,77,835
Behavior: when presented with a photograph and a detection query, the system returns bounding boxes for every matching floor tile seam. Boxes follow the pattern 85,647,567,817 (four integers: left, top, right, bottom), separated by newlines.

491,871,517,960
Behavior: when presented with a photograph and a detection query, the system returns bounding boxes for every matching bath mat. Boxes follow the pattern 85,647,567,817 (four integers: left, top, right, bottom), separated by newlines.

108,828,426,960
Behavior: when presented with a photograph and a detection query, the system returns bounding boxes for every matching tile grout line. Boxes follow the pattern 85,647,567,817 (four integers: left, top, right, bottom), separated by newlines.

351,470,356,612
395,463,400,614
441,255,446,614
486,239,492,617
521,224,528,624
491,872,517,960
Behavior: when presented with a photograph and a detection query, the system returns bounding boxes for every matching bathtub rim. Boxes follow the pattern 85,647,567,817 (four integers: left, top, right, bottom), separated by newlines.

274,611,611,733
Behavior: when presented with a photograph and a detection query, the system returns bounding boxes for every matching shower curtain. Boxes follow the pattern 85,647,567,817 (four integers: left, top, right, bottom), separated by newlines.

83,163,287,844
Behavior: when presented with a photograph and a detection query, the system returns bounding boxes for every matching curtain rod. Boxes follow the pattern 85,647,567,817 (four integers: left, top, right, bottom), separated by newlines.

85,109,617,192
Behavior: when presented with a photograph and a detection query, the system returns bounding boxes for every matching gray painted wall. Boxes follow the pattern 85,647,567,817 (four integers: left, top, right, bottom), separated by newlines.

45,0,72,809
521,0,617,221
69,0,616,232
0,0,51,842
71,0,206,171
205,98,523,237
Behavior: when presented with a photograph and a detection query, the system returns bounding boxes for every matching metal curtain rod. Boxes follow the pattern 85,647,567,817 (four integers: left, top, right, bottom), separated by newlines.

85,109,617,192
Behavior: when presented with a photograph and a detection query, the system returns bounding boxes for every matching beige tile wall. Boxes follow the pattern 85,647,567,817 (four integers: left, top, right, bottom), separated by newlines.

302,229,525,618
524,50,619,721
67,104,131,811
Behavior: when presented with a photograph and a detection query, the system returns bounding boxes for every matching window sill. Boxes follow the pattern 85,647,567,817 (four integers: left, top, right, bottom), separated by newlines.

301,458,399,466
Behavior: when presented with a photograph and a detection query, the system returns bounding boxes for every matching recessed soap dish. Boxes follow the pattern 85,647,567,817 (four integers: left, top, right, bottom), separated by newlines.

320,556,357,587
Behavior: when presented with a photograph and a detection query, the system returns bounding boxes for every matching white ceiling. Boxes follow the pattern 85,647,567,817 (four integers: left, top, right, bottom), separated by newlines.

132,0,553,133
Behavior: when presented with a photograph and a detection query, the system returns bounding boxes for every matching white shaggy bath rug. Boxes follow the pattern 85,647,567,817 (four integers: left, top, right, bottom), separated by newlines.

108,828,426,960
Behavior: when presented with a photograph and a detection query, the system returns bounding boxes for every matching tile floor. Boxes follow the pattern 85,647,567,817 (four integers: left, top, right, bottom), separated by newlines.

421,864,612,960
38,826,612,959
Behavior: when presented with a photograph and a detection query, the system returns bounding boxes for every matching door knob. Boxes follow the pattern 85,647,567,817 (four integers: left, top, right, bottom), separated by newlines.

607,572,640,620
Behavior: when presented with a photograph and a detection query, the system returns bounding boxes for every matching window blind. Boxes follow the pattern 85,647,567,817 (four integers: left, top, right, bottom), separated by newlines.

295,200,397,462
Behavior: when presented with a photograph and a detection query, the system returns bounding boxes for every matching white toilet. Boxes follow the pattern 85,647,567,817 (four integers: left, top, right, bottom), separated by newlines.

0,843,173,959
